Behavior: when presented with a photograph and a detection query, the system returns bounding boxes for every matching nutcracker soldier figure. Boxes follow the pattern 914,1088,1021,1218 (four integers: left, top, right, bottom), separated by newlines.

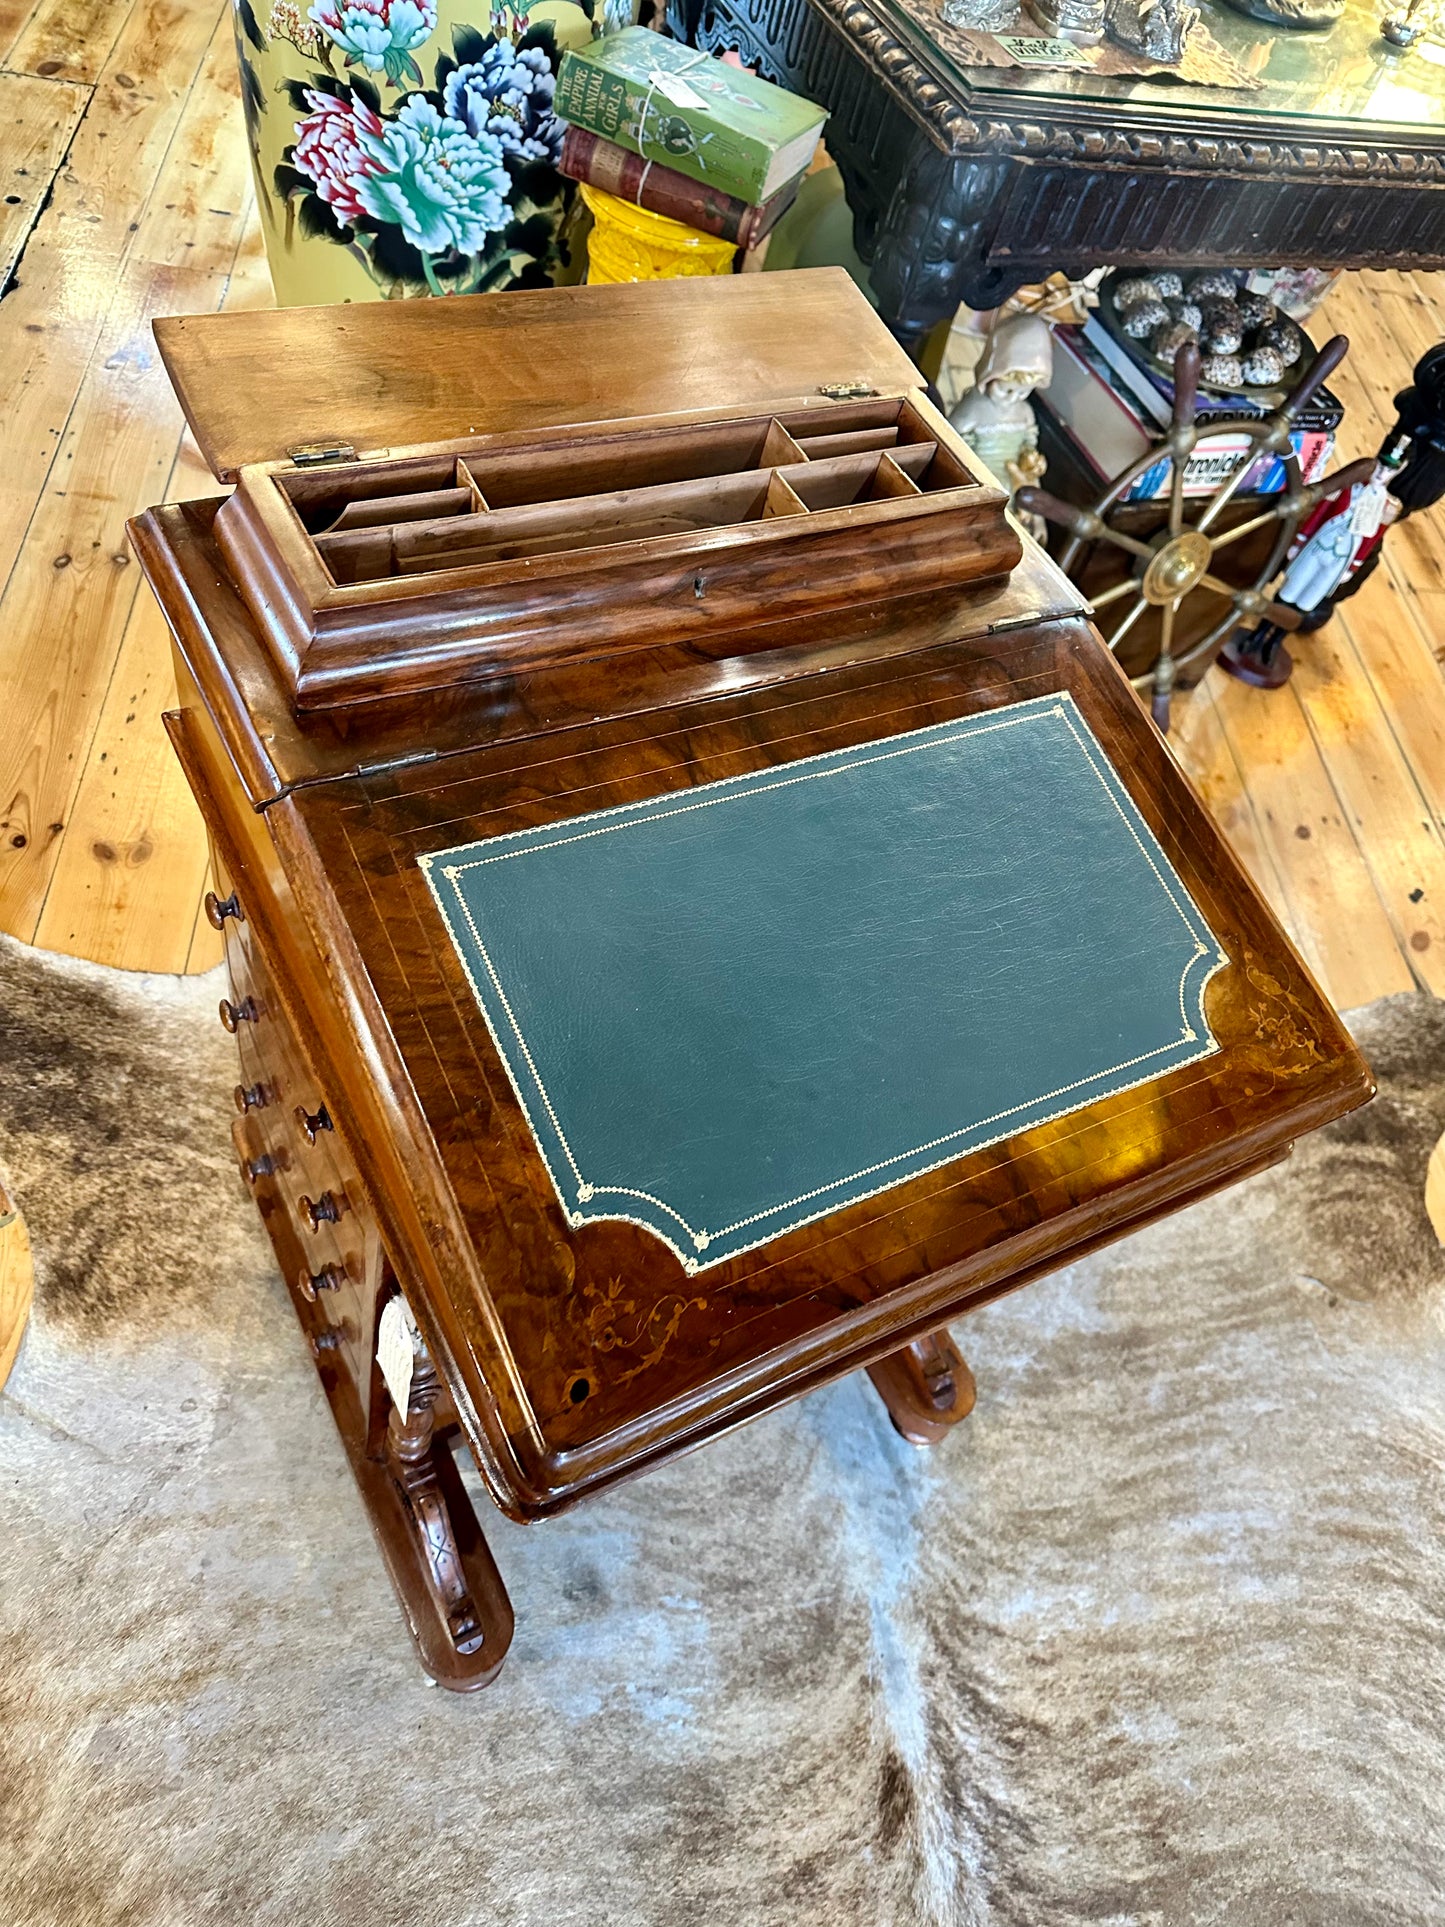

1221,340,1445,689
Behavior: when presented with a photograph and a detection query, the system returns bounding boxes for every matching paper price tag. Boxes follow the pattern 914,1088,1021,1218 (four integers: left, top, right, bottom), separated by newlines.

377,1295,420,1421
993,34,1093,65
647,67,707,109
1347,477,1389,541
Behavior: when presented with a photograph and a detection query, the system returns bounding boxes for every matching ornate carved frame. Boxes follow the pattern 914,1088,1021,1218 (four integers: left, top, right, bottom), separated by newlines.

674,0,1445,346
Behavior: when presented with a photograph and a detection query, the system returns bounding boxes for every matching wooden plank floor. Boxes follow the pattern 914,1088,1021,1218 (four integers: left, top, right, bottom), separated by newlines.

0,12,1443,1007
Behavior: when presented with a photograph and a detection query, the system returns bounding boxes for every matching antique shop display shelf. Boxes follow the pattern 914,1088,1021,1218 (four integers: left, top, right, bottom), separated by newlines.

131,270,1371,1690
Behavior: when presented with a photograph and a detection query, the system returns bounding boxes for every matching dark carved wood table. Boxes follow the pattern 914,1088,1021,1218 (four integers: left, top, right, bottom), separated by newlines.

674,0,1445,353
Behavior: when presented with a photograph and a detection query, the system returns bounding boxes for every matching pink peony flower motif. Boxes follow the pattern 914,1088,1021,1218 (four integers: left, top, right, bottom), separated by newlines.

292,88,386,226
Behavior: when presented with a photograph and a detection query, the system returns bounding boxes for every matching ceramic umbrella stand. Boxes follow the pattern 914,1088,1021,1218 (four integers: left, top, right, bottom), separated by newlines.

232,0,597,304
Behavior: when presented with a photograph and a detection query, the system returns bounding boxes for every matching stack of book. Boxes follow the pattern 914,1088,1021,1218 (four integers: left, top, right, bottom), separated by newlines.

555,28,827,249
1040,319,1341,504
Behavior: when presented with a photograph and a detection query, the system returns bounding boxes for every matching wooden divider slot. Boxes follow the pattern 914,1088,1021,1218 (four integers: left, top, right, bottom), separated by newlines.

793,426,901,460
763,472,808,518
868,453,922,500
786,454,888,513
321,469,771,582
282,456,462,533
212,390,1024,707
456,459,489,515
462,414,804,509
313,442,968,586
777,399,905,441
760,420,807,467
330,486,476,531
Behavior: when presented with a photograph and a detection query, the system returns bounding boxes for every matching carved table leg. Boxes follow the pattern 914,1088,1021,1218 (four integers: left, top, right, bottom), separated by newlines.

254,1124,515,1687
863,145,1027,361
385,1354,492,1663
867,1328,977,1446
363,1333,514,1692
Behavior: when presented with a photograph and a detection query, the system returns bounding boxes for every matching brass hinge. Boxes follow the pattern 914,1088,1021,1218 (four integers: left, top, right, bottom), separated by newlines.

818,380,878,400
288,440,358,467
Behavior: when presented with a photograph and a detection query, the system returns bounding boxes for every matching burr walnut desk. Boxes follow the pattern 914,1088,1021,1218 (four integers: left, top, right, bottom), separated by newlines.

130,269,1371,1691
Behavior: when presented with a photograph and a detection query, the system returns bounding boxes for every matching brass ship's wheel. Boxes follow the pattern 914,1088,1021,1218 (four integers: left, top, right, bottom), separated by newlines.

1017,335,1374,731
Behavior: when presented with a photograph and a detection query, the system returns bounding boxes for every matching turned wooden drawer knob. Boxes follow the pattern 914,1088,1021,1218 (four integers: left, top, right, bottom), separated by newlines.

239,1150,276,1185
294,1102,332,1144
298,1263,347,1302
218,995,259,1032
300,1190,343,1230
234,1082,269,1114
205,890,244,930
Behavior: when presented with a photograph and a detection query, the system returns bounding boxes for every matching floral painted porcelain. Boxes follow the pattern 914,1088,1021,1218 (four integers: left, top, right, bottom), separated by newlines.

234,0,608,303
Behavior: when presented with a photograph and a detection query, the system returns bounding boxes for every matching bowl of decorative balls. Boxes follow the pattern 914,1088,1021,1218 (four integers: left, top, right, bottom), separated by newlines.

1097,268,1316,410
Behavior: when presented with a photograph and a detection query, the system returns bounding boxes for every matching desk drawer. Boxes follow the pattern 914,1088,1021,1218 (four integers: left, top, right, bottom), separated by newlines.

211,853,385,1423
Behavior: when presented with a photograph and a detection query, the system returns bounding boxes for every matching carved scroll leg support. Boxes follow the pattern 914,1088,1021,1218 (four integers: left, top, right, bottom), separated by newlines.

371,1338,514,1692
387,1355,484,1658
866,1328,977,1447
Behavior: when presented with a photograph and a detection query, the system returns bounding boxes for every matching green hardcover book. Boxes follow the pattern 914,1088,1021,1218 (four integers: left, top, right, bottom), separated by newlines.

554,29,826,208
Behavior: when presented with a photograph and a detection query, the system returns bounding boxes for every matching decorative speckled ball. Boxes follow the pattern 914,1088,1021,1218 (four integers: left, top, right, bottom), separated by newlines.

1200,301,1244,354
1114,275,1163,310
1122,298,1171,339
1153,321,1199,358
1189,270,1237,301
1241,345,1286,386
1200,353,1245,389
1237,292,1278,330
1153,270,1184,299
1257,317,1303,366
1167,297,1203,331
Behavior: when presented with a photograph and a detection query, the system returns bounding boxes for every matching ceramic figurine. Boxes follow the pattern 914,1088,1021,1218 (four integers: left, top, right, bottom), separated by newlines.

1106,0,1198,62
949,315,1055,526
1220,448,1405,687
1223,340,1445,688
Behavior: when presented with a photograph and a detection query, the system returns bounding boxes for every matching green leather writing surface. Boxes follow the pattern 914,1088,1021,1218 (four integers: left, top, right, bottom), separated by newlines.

421,694,1227,1273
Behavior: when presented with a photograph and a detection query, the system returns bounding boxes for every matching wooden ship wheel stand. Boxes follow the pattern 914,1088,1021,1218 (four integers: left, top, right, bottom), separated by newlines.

1018,336,1376,731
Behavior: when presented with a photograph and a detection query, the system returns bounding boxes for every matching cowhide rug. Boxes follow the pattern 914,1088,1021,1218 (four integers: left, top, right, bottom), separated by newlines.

2,930,1444,1927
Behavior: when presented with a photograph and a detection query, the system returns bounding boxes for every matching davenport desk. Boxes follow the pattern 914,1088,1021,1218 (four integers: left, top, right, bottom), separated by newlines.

131,270,1370,1691
673,0,1445,351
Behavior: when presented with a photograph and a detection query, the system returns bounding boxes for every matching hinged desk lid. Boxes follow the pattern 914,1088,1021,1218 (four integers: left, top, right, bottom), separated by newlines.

154,268,924,484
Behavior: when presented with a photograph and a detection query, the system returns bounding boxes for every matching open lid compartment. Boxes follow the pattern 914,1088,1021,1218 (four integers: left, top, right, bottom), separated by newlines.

153,269,926,482
153,271,1022,712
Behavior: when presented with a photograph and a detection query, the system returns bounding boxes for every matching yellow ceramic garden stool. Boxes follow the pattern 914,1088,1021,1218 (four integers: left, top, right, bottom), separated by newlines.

581,183,737,283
